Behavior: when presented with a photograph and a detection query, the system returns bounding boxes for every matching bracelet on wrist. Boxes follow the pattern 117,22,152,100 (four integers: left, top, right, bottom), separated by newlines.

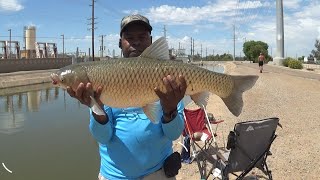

163,108,178,121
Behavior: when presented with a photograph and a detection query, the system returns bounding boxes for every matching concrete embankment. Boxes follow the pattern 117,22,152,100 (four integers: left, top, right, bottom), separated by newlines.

0,69,56,89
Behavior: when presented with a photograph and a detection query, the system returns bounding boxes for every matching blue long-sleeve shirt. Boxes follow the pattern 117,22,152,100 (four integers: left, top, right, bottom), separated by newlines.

89,101,185,180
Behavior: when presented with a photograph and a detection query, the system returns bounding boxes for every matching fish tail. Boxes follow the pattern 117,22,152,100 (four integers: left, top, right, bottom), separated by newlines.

221,75,259,116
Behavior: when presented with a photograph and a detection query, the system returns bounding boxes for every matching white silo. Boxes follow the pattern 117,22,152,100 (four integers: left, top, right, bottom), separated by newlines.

25,26,36,50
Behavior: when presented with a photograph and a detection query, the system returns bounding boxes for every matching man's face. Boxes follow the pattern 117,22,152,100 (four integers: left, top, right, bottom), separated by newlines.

121,23,152,58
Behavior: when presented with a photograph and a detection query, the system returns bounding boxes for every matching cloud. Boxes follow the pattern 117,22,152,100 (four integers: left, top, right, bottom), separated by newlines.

241,0,320,57
147,0,319,57
283,0,301,9
122,9,139,15
0,0,24,12
145,1,270,25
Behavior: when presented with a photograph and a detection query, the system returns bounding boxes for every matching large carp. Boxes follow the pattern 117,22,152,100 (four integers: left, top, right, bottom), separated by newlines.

51,37,258,123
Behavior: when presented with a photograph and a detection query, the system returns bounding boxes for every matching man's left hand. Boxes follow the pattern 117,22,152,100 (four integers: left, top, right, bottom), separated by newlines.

154,75,187,121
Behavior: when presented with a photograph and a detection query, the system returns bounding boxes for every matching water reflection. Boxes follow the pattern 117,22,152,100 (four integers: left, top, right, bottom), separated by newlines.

0,83,98,180
0,85,79,135
27,91,41,112
0,95,24,135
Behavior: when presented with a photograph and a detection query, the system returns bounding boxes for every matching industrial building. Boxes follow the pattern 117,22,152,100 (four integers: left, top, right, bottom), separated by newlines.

0,26,58,59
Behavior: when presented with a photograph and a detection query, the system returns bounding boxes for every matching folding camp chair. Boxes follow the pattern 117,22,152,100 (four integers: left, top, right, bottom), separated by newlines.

181,107,224,180
212,117,281,180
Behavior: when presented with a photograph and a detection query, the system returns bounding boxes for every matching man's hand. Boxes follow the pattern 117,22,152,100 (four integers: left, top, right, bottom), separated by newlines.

67,83,107,124
154,75,187,122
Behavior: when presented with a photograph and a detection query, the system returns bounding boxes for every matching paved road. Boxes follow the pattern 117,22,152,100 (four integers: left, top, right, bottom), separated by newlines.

236,62,320,81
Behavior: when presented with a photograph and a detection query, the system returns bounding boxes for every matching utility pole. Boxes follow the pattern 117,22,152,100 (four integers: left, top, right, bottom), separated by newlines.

100,35,106,57
8,29,11,59
274,0,285,65
200,44,202,58
163,25,167,39
233,24,236,61
76,47,79,58
23,26,27,51
190,37,193,61
192,39,194,58
206,47,207,61
61,34,64,57
88,0,97,61
213,49,215,60
91,0,95,61
8,29,12,59
190,37,192,57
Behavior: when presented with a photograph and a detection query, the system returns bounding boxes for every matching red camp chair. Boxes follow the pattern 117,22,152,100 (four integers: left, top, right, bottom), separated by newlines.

182,107,224,179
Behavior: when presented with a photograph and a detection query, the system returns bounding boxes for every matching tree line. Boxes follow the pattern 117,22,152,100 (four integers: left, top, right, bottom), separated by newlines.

189,38,320,64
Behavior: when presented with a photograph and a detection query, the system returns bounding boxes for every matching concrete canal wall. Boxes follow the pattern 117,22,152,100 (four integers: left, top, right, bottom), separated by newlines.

0,69,55,89
0,58,71,73
0,57,88,89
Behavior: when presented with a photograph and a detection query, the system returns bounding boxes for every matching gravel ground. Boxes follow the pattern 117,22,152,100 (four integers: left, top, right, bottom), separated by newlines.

174,63,320,180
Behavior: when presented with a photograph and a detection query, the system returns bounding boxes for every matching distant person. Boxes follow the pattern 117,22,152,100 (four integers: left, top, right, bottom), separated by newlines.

258,53,265,73
67,14,186,179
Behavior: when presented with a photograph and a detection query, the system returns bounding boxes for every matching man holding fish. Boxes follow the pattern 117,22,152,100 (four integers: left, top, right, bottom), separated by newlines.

65,14,187,179
51,13,259,179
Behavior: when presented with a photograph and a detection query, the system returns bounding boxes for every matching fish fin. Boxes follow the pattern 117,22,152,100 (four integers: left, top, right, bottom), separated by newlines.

221,75,259,117
140,37,169,60
190,92,210,108
89,96,105,116
182,95,193,107
142,102,162,124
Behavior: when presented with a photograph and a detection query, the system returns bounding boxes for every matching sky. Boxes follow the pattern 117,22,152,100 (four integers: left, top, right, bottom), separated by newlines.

0,0,319,58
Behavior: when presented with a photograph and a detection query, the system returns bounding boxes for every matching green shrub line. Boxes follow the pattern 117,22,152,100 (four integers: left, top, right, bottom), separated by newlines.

283,57,303,69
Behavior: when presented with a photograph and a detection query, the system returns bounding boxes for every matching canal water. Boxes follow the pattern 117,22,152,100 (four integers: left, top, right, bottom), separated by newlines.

0,84,99,180
0,64,224,180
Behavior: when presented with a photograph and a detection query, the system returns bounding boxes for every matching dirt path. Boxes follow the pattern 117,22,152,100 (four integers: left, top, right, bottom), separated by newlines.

175,63,320,179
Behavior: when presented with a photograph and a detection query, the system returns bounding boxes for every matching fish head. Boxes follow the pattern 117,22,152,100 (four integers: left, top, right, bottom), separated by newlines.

51,67,84,90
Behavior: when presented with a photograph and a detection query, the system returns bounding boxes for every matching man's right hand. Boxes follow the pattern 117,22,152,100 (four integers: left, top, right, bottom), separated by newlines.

66,83,108,124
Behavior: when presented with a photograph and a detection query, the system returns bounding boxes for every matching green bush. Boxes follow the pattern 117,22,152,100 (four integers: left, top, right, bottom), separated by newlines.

283,57,295,67
288,60,303,69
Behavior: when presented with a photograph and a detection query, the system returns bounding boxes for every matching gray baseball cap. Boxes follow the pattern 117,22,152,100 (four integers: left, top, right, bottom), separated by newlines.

120,14,152,36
